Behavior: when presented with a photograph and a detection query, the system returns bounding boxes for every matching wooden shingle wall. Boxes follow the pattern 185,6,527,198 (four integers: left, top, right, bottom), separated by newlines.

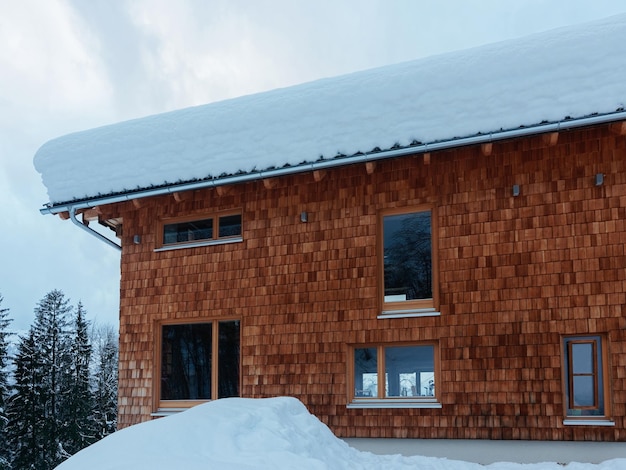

111,124,626,440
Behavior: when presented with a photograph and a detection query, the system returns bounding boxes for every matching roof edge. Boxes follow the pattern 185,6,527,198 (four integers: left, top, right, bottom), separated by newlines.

40,110,626,216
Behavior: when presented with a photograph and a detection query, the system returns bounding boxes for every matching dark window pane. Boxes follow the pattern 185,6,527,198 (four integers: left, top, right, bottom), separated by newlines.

218,320,240,398
385,345,434,398
383,211,432,302
219,214,242,238
161,323,212,400
354,348,378,397
163,218,213,245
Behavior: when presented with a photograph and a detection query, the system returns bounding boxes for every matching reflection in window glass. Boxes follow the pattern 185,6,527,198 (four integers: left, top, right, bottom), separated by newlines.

383,211,432,302
163,219,213,245
218,320,240,398
354,348,378,397
385,345,435,397
219,214,242,238
161,323,212,400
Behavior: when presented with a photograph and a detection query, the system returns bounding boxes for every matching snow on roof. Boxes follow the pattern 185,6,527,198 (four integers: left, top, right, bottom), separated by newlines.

35,14,626,207
56,397,625,470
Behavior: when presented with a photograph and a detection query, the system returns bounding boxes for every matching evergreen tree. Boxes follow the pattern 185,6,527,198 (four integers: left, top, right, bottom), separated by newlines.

28,289,73,468
0,295,13,469
91,324,118,439
61,302,95,456
5,329,47,469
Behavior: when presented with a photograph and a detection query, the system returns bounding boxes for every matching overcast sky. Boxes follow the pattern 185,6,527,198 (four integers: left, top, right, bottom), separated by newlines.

2,0,626,331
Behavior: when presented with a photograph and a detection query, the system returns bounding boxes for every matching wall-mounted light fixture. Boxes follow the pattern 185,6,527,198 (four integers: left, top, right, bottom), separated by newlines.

300,211,308,223
133,234,141,244
512,184,520,197
595,173,604,186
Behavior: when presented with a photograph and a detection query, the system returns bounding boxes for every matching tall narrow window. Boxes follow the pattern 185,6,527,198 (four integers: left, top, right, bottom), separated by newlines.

380,207,437,313
159,320,240,408
563,336,609,418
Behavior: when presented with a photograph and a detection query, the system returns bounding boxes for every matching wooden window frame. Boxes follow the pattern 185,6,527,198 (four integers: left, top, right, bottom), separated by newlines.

378,205,439,316
155,209,243,251
562,335,611,421
154,317,241,411
347,342,441,409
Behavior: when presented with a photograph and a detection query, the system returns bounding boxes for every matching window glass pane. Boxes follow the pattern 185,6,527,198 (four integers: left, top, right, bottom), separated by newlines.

163,218,213,244
219,214,242,238
354,348,378,397
385,345,434,397
572,376,595,407
161,323,212,400
218,320,240,398
383,211,432,302
571,342,593,374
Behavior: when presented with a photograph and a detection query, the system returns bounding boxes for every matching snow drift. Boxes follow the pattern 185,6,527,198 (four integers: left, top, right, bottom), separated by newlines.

55,397,625,470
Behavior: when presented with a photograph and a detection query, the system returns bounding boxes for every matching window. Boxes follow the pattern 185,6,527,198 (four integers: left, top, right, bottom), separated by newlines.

158,211,242,249
349,343,440,408
380,207,438,315
563,335,610,420
158,320,240,409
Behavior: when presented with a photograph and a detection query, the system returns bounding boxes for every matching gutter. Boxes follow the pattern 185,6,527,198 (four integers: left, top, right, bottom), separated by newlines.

41,110,626,248
69,206,122,251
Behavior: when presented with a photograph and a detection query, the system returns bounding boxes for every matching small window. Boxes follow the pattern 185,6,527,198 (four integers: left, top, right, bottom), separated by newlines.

158,320,240,408
158,211,242,249
380,207,438,314
563,336,610,418
350,343,439,407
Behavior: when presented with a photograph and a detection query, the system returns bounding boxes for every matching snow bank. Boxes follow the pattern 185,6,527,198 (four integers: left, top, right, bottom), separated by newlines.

55,397,625,470
35,14,626,206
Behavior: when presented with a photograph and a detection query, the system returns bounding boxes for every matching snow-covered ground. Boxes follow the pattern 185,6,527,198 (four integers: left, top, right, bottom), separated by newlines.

56,397,625,470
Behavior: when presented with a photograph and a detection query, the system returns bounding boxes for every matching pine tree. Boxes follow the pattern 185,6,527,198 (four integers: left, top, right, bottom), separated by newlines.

61,302,95,456
28,289,73,468
5,329,47,469
0,295,13,470
91,324,118,439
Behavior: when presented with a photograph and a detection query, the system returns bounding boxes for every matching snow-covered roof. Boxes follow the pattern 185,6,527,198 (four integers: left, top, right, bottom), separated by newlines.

35,14,626,209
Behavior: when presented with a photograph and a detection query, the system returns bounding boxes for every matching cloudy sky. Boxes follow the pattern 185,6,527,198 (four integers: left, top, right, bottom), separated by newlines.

2,0,626,331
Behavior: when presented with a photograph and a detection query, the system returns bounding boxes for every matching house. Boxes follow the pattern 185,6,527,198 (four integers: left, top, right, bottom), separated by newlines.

35,14,626,449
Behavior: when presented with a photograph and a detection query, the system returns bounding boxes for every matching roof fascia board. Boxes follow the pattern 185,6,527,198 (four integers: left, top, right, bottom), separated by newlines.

40,111,626,216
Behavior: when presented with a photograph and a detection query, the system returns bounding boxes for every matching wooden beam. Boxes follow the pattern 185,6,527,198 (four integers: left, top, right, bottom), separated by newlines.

423,153,431,165
216,185,232,196
609,121,626,135
58,211,70,220
542,132,559,146
132,198,142,209
365,162,376,175
481,143,493,156
313,170,326,182
172,192,184,202
263,178,277,189
83,208,101,221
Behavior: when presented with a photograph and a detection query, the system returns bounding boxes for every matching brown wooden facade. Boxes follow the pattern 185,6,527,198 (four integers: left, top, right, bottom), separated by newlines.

103,123,626,441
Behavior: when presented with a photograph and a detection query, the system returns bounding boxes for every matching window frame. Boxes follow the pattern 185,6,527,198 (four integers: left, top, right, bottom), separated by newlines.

154,318,241,411
378,205,439,317
561,335,612,424
155,210,243,251
347,342,441,409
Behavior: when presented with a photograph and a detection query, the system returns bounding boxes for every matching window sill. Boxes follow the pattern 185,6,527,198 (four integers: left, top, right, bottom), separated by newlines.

151,408,186,417
563,419,615,427
347,399,442,409
154,237,243,252
378,308,440,319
